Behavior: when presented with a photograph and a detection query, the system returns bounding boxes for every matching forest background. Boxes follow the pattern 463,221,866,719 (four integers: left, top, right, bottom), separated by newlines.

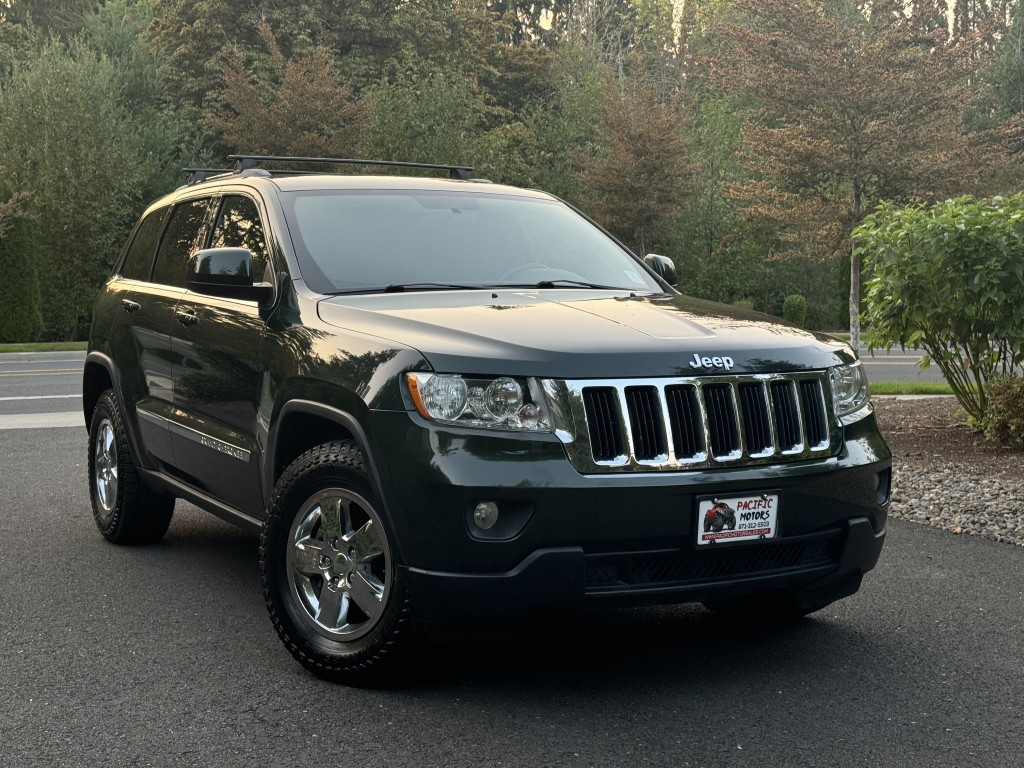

0,0,1022,342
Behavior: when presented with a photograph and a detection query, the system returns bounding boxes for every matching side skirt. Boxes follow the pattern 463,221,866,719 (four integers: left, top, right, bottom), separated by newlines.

139,467,263,534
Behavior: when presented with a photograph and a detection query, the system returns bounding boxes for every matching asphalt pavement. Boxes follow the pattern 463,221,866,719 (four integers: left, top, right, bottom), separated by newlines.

0,373,1021,767
0,351,84,424
856,345,945,385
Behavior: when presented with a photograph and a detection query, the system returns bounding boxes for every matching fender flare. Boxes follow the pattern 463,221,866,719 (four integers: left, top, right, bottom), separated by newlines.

265,399,401,557
83,351,150,471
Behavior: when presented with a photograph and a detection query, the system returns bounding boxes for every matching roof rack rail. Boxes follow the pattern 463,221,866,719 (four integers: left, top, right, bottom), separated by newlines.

182,167,234,185
227,155,474,181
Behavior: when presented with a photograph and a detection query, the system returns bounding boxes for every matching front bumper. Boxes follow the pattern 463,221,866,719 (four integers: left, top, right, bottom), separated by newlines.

368,409,891,620
404,517,884,621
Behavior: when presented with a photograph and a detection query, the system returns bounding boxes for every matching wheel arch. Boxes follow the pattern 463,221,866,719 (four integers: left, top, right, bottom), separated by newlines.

266,402,397,546
82,352,116,429
83,351,156,474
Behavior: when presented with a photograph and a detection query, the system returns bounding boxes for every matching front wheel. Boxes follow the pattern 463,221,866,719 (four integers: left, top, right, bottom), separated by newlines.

260,440,416,683
88,389,174,544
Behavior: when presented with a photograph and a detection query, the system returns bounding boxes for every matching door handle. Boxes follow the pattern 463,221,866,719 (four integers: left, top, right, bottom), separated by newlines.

121,299,141,313
175,309,199,327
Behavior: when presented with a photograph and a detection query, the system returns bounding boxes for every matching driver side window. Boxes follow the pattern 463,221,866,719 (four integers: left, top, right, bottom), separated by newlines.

210,195,271,281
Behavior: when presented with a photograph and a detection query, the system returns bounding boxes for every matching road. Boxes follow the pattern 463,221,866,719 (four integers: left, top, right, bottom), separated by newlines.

0,353,1021,767
0,351,85,426
856,345,944,385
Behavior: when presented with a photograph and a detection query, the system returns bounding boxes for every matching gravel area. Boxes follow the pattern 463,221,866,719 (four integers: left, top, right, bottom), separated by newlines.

874,396,1024,547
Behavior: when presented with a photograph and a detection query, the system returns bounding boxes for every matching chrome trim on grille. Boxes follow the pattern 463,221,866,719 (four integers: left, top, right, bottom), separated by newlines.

543,372,837,474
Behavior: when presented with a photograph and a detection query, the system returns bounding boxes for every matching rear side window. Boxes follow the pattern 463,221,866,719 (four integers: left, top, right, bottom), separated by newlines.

210,195,271,280
119,207,167,281
152,198,212,288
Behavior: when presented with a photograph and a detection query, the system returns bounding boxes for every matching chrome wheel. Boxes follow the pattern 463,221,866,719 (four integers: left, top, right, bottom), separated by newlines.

88,389,174,544
93,417,119,517
287,487,392,642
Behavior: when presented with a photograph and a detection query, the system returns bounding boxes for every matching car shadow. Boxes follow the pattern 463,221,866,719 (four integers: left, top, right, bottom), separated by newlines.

400,604,878,693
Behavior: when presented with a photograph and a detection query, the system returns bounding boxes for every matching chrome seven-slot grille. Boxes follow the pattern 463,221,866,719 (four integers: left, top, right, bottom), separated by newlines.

550,373,835,473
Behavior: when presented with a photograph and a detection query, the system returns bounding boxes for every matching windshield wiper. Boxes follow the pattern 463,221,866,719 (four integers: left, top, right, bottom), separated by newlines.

383,282,480,292
533,279,629,290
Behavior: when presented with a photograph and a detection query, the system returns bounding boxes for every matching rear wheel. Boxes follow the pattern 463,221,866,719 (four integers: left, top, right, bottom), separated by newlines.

260,440,416,683
88,389,174,544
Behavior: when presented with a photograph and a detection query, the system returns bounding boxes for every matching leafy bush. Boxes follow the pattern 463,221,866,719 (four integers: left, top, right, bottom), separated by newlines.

783,293,807,326
0,212,44,343
0,38,146,340
855,195,1024,423
980,376,1024,446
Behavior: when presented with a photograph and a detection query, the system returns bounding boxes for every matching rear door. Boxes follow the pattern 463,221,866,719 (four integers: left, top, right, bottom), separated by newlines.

128,196,215,470
105,206,175,466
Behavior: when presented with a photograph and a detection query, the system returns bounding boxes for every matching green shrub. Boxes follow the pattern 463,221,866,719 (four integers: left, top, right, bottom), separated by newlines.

855,195,1024,423
732,298,756,311
0,213,43,343
980,376,1024,446
783,293,807,326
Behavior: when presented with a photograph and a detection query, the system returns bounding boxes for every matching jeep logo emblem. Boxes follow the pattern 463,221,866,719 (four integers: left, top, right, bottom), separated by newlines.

689,353,735,371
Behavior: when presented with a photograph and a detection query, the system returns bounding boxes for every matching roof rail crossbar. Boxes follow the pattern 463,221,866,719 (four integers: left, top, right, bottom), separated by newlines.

183,167,234,185
226,155,473,180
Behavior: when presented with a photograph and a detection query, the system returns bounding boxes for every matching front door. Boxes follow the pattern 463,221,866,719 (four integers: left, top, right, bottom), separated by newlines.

166,193,272,516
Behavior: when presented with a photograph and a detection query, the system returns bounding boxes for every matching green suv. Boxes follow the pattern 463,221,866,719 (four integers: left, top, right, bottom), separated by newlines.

84,155,890,682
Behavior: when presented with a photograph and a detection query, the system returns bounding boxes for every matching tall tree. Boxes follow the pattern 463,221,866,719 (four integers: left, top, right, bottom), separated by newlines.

2,0,98,38
82,0,195,200
578,81,693,255
211,22,366,158
988,0,1024,117
0,37,145,339
715,0,1009,348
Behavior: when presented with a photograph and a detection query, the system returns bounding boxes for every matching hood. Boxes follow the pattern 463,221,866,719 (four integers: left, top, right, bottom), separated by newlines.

317,289,854,378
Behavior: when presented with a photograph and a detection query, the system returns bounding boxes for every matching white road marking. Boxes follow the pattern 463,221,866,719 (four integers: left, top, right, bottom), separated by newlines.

0,394,81,401
0,368,80,376
0,412,82,429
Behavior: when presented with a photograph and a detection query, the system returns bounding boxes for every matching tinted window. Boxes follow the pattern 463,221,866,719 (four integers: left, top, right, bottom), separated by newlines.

210,195,270,280
119,207,167,281
280,190,660,295
152,198,211,288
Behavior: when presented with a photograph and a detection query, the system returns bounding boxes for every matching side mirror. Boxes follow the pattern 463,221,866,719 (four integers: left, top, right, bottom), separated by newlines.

643,253,678,287
187,247,274,303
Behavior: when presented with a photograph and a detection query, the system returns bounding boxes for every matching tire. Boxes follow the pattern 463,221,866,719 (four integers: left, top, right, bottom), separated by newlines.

712,512,725,532
724,514,736,531
260,440,416,684
88,389,175,544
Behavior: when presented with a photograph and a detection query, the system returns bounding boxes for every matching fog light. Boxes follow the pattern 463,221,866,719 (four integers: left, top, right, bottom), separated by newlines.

473,501,500,530
876,468,892,505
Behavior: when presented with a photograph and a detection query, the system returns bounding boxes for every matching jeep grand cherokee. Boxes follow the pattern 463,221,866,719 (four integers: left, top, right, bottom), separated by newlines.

84,155,890,682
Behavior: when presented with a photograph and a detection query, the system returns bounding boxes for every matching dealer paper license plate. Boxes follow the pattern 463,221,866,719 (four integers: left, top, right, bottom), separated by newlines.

697,494,779,546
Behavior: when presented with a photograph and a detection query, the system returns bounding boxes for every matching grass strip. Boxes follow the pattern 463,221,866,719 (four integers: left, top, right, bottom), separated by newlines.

0,342,88,353
870,381,954,396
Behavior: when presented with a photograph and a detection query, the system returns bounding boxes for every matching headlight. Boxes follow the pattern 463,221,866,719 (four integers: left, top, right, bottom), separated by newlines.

406,373,552,432
829,361,870,419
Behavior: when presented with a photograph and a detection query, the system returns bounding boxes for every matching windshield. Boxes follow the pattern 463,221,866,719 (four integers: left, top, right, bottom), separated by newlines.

279,189,663,295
